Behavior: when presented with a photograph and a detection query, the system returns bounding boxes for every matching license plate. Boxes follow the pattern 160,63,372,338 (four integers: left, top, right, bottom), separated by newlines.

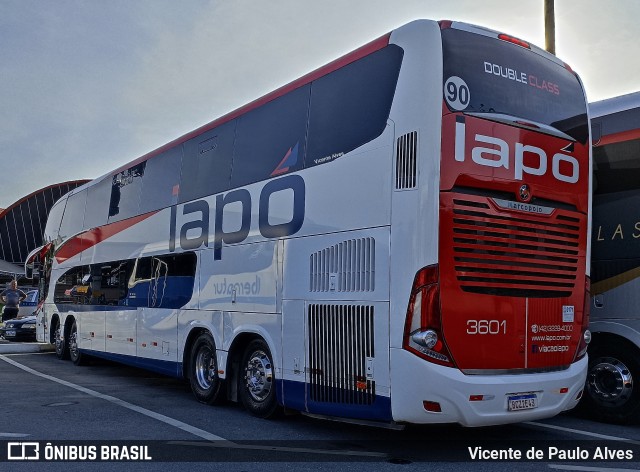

508,393,538,411
5,329,16,338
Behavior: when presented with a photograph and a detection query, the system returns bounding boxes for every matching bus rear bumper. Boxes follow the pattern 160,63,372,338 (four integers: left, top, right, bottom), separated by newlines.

390,348,587,427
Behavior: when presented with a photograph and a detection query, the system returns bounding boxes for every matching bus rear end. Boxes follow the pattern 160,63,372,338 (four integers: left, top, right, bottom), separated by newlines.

397,21,590,425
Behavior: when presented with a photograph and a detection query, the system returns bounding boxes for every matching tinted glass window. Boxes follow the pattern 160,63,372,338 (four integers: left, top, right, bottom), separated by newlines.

179,120,235,203
593,139,640,195
54,252,196,308
141,146,183,211
306,45,403,166
442,29,588,144
108,162,145,223
231,85,309,187
84,178,111,230
591,139,640,275
59,190,87,240
44,198,67,242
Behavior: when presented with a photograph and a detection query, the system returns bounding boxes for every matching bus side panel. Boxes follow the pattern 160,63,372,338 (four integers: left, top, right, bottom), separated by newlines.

78,309,106,353
198,241,279,314
593,275,640,323
222,311,282,380
282,229,391,420
137,307,179,364
293,126,394,238
104,308,137,357
280,299,306,412
387,20,443,349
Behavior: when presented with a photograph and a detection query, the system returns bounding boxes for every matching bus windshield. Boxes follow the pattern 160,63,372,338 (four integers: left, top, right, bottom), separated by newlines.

442,28,589,144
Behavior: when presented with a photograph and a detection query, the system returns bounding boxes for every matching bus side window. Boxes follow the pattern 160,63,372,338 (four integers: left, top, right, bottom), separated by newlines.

109,162,145,224
179,122,234,203
128,257,152,289
140,146,183,212
306,45,403,167
84,178,111,230
231,85,309,188
58,190,87,240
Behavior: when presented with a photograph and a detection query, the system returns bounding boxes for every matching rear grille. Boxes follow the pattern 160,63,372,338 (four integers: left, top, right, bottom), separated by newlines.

449,197,583,297
308,304,375,404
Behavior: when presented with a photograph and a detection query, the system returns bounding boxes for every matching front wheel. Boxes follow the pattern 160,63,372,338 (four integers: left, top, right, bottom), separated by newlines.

189,332,223,404
239,339,278,418
580,339,640,424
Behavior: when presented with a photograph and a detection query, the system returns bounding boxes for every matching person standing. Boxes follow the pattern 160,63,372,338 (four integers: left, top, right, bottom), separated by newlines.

1,280,27,322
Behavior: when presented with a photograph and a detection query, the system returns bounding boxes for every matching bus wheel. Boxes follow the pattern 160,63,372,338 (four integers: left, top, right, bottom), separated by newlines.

69,320,86,366
582,340,640,424
239,339,278,418
54,320,69,360
189,332,223,404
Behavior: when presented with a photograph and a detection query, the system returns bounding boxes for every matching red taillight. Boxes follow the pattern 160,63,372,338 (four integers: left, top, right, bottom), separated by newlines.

403,265,456,367
439,20,453,30
498,33,531,49
573,276,591,362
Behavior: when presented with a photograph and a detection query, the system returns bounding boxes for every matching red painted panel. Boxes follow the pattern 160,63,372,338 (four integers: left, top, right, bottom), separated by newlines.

55,211,158,263
438,111,589,371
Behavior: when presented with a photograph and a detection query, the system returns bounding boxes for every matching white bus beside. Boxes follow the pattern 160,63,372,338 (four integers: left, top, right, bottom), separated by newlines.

580,92,640,424
28,19,591,427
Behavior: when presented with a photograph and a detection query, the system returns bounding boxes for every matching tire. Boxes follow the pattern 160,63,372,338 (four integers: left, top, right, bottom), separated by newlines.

239,339,278,418
69,320,86,366
54,320,69,360
579,339,640,424
189,332,223,404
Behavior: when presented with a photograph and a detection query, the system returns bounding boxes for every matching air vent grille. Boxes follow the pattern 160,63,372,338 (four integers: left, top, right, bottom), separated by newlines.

308,304,375,404
310,238,375,292
395,131,417,189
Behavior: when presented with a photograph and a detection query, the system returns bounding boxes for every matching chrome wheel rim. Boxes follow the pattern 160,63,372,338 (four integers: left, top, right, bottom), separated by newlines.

244,350,273,402
55,326,63,353
195,347,216,390
587,357,633,407
69,327,78,359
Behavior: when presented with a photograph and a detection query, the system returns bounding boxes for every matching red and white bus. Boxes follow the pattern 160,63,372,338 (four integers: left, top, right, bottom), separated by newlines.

27,19,591,427
580,91,640,424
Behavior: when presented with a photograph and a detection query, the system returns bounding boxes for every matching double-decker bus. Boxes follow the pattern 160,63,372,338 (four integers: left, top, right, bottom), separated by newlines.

580,92,640,424
27,19,591,427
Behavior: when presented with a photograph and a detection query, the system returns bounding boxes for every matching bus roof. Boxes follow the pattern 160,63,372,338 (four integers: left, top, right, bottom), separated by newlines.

590,91,640,119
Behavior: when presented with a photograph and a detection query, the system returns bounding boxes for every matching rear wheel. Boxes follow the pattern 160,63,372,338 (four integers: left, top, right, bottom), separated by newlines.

580,339,640,424
54,320,69,360
189,332,223,404
239,339,278,418
69,320,86,366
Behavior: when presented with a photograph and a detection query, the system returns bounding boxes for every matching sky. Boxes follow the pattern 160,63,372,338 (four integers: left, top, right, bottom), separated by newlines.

1,0,638,210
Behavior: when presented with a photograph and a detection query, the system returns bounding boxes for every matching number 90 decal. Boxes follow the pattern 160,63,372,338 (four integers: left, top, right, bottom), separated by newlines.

444,76,470,111
467,319,507,335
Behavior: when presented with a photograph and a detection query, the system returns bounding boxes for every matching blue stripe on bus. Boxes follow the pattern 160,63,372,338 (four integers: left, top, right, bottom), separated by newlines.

79,349,181,378
280,379,392,422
